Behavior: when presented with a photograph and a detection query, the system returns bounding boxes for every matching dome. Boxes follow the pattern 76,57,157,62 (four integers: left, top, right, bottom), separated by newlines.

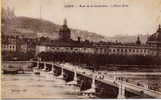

58,19,71,41
147,25,161,44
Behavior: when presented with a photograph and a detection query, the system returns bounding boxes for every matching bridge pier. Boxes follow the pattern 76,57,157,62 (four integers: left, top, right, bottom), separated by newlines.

36,61,39,69
46,70,55,81
32,61,40,75
42,62,47,71
91,74,96,93
113,72,117,82
81,74,96,96
117,78,126,99
48,63,54,74
143,82,149,89
66,67,78,86
57,66,64,79
40,62,54,80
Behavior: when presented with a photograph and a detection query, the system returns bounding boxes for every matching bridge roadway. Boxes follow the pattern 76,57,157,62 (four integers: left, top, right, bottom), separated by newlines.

55,62,161,98
3,61,161,98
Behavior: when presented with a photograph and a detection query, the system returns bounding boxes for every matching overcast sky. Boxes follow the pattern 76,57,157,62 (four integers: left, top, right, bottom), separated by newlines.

3,0,161,37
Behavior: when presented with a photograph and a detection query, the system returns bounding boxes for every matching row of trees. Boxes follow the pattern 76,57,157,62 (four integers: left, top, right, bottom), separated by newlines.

38,51,161,70
2,51,35,61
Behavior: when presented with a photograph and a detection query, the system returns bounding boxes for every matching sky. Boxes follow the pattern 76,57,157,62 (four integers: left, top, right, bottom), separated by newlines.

2,0,161,37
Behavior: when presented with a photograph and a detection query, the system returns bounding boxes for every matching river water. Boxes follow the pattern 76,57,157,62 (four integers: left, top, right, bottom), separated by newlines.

1,72,86,98
2,71,161,98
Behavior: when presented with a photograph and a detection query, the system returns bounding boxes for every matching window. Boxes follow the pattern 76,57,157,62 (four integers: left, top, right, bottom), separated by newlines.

125,49,127,52
140,49,142,52
117,49,120,52
144,49,146,53
113,49,115,52
109,49,111,52
121,49,123,52
136,49,138,52
102,49,104,53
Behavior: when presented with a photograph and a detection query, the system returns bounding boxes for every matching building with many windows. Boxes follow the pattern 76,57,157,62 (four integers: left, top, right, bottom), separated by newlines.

2,35,17,52
2,34,36,60
38,43,159,56
36,19,161,57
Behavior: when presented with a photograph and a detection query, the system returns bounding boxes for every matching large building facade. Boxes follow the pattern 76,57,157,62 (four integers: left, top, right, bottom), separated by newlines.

36,20,161,57
37,43,160,56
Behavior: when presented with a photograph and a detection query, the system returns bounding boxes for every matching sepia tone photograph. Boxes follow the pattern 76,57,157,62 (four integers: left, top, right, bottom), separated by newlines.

1,0,161,99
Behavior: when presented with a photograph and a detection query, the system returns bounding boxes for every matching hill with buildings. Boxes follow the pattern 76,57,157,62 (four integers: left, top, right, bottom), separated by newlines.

2,16,150,43
2,15,108,42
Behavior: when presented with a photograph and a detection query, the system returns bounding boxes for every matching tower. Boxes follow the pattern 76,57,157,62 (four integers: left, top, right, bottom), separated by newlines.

64,18,67,26
136,36,141,45
59,19,71,41
157,24,161,32
157,24,161,41
146,24,161,46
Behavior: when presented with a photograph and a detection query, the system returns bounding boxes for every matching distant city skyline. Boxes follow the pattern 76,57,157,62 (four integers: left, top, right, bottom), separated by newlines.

2,0,161,37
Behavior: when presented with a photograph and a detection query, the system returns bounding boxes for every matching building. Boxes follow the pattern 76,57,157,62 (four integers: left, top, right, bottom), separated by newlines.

59,19,71,41
147,24,161,56
36,40,157,57
106,45,149,56
35,19,161,57
41,43,156,56
2,34,36,60
147,25,161,45
2,35,17,52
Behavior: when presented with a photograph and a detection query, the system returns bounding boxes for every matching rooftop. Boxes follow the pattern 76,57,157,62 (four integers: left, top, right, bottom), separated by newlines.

147,25,161,44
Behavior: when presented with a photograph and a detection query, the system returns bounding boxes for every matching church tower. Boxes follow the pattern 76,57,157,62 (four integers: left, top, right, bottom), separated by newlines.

147,24,161,46
136,36,141,45
59,19,71,41
64,18,67,26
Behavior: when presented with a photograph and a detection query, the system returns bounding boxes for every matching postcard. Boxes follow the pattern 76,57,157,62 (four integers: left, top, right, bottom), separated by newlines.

1,0,161,99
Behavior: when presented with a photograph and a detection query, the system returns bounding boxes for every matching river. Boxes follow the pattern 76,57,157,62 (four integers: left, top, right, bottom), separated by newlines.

1,72,87,98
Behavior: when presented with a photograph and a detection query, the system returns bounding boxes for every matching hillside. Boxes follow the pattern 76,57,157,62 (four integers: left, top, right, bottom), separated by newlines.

2,16,107,42
2,16,150,43
108,34,149,43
